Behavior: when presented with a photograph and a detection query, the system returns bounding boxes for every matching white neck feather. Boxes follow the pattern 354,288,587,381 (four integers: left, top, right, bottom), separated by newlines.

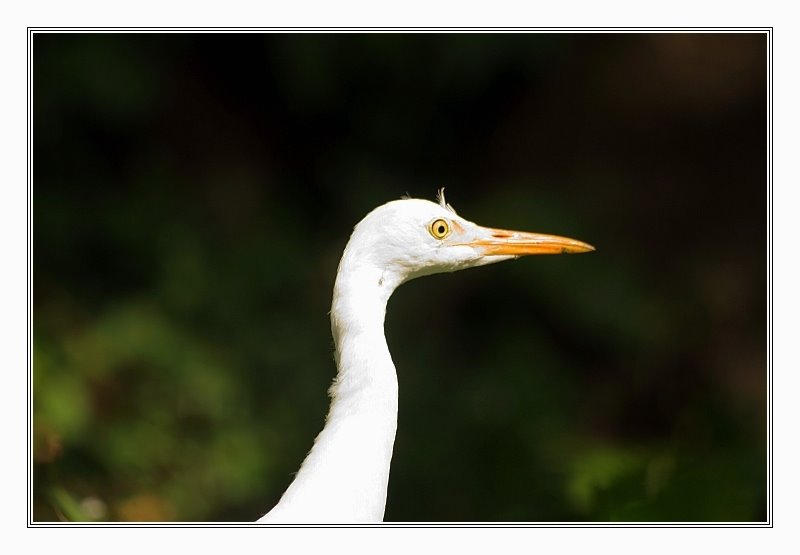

259,254,401,523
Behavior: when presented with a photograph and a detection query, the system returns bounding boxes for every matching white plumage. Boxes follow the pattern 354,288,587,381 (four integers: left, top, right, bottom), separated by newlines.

259,191,593,523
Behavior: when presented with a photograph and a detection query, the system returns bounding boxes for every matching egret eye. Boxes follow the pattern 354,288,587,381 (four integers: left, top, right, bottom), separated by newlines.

429,218,450,240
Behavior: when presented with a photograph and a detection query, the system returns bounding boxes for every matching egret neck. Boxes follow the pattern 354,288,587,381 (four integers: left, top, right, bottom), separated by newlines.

259,254,401,522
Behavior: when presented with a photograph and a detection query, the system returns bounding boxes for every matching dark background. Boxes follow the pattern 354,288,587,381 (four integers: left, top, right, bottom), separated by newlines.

32,32,767,522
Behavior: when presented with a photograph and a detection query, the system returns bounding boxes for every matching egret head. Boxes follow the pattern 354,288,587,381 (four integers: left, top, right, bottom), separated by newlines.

340,190,594,288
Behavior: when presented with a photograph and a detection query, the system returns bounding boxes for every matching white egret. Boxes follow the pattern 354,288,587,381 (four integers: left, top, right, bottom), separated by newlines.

258,190,593,523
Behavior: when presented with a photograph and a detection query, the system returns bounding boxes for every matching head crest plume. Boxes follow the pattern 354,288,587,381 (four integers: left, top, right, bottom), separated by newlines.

436,188,458,215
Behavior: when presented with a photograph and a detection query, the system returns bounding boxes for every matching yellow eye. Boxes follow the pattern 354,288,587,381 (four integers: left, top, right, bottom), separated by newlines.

429,218,450,239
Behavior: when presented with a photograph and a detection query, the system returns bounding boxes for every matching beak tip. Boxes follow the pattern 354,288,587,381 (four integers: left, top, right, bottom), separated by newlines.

566,242,595,254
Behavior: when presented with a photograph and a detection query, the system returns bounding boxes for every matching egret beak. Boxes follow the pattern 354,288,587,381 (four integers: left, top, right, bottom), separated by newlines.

469,227,595,256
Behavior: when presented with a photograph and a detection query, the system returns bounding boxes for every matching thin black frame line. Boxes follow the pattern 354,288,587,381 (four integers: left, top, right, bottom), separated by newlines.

23,520,777,529
27,25,35,528
26,25,31,529
29,522,773,528
762,27,772,527
26,26,774,32
26,26,774,528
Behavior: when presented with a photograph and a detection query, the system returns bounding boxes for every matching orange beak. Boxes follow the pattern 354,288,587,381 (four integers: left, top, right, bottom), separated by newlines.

469,227,595,256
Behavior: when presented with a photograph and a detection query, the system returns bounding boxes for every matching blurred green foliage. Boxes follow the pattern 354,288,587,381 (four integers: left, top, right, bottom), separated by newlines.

33,32,767,522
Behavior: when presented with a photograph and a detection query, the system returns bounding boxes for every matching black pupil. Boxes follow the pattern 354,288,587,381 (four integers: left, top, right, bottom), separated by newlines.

437,225,445,235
